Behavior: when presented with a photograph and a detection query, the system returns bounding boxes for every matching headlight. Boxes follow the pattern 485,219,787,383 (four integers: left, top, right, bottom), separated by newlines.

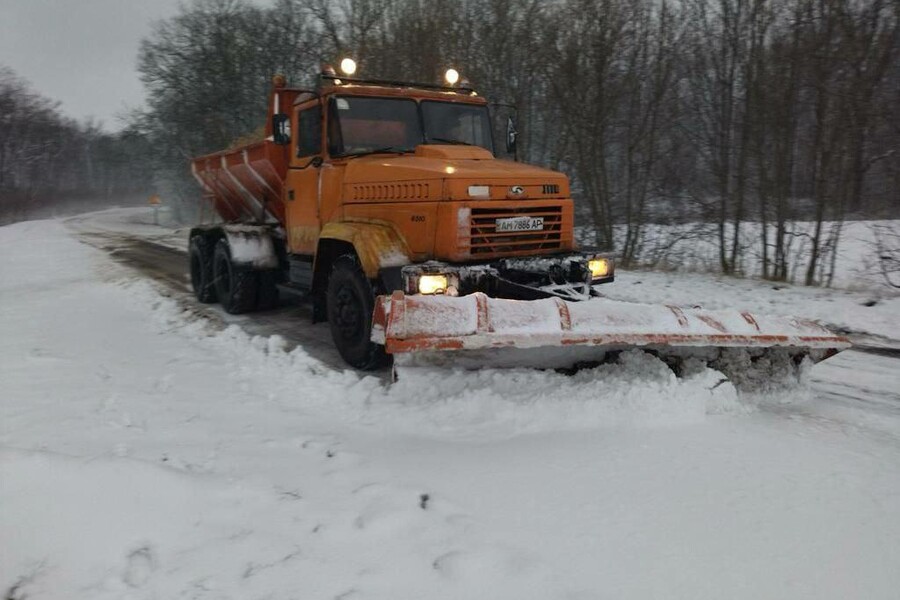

588,258,610,279
418,274,449,294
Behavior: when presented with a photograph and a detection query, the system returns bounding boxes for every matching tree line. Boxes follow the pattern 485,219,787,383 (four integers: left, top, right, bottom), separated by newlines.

136,0,899,285
0,67,154,225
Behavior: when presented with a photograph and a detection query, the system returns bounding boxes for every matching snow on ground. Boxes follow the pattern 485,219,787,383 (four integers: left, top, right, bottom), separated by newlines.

2,216,900,599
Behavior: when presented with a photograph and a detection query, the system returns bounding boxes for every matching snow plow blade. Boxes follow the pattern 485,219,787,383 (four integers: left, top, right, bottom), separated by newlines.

372,292,851,379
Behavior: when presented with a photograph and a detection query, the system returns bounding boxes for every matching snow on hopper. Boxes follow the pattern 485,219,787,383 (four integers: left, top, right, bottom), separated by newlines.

372,292,851,385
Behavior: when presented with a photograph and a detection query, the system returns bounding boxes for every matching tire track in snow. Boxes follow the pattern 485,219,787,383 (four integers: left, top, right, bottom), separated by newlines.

70,227,356,373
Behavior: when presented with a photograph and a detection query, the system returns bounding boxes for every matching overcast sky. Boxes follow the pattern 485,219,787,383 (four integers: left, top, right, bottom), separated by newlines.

0,0,187,130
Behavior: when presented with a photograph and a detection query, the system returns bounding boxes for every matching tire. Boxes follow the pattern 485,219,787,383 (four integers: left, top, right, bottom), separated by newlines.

189,235,218,303
212,239,259,314
256,270,280,311
326,254,387,370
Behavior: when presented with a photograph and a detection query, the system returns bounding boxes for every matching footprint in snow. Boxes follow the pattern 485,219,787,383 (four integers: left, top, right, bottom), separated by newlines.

26,347,67,363
352,493,430,533
431,545,541,581
298,436,341,452
122,545,155,587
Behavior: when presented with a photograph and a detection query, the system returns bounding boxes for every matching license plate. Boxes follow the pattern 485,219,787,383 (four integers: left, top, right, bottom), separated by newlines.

495,216,544,232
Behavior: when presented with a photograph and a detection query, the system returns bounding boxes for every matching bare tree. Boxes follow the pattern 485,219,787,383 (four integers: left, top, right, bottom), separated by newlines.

619,1,680,264
871,223,900,288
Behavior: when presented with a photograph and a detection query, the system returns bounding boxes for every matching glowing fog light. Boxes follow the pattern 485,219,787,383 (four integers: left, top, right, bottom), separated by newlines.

444,68,460,85
418,274,448,295
467,185,490,198
589,258,610,279
339,57,357,76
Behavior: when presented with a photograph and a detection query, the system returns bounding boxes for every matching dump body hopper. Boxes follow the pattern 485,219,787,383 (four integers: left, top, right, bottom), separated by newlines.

191,139,288,224
190,84,304,225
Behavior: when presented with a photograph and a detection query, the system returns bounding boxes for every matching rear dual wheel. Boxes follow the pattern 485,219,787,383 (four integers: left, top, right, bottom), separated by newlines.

212,239,261,314
192,240,382,370
190,236,278,314
256,270,280,311
189,236,218,304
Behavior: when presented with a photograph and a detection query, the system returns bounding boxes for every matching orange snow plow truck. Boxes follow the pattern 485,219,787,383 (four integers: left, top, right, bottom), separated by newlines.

189,64,848,382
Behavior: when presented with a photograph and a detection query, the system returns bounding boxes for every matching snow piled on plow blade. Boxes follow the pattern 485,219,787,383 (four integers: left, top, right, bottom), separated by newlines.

373,292,851,384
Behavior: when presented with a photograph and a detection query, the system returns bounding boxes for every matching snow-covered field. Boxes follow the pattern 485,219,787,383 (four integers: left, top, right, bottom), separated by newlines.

2,212,900,599
578,219,897,291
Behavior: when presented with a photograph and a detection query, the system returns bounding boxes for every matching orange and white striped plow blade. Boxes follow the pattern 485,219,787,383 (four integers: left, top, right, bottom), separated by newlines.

371,291,851,369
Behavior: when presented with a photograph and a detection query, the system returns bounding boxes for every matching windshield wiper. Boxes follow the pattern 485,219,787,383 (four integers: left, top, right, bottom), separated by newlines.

339,146,413,158
429,137,474,146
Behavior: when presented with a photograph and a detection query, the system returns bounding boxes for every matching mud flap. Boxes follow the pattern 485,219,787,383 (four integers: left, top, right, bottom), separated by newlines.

222,225,279,269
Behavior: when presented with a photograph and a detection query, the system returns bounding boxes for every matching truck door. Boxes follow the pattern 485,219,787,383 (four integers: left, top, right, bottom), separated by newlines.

284,103,324,255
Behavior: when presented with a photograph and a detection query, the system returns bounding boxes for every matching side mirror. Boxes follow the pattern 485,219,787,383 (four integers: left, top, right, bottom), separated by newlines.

272,113,291,145
505,116,518,159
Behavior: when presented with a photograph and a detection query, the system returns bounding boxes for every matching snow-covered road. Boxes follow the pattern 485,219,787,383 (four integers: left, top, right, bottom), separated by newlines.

2,211,899,599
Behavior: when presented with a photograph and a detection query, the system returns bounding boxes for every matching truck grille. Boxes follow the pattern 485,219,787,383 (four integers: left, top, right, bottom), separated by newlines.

467,206,563,255
351,182,432,201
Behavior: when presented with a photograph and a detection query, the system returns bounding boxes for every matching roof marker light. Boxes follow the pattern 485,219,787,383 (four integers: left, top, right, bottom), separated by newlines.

340,58,357,76
444,68,460,85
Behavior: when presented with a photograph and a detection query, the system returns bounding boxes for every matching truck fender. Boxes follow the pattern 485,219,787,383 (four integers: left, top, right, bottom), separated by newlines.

316,222,411,280
221,225,279,269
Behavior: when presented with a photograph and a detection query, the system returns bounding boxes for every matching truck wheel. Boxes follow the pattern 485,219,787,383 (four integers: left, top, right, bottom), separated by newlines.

326,254,387,370
189,236,218,303
213,239,258,314
256,270,280,311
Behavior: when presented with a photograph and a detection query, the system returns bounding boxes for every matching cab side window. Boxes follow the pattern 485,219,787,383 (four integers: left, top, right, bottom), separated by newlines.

296,106,322,157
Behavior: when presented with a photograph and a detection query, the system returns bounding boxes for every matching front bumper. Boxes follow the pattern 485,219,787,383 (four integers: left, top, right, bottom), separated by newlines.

387,252,615,302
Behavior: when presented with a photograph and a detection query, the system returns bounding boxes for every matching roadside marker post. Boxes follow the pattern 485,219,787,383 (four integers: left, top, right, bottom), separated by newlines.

149,195,161,225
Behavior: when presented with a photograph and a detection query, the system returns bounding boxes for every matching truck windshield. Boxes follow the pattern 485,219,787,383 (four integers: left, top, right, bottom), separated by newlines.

328,96,494,157
329,97,420,156
422,101,493,153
